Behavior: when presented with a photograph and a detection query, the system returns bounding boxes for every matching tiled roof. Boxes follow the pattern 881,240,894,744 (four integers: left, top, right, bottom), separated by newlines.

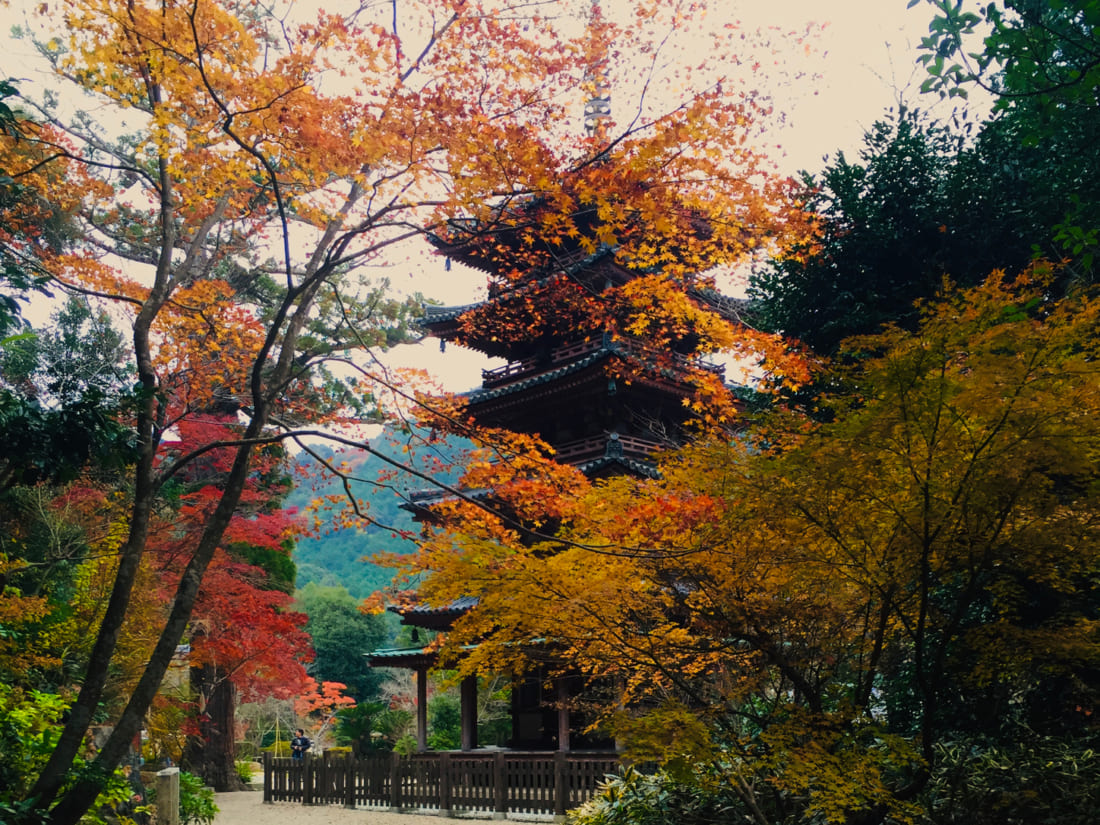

365,646,437,668
422,303,480,325
389,595,480,618
466,348,612,404
367,646,432,660
575,454,660,478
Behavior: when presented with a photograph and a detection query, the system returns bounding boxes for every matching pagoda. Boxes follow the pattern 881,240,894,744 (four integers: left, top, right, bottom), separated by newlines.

366,2,745,752
366,215,746,751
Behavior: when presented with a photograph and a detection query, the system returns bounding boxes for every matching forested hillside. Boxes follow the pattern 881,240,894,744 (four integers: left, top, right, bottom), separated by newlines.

287,431,468,600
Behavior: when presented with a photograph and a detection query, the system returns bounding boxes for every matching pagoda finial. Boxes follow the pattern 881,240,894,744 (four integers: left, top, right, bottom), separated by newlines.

583,0,611,137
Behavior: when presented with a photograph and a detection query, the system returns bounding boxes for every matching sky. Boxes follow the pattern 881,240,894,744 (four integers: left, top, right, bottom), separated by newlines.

0,0,966,392
386,0,966,391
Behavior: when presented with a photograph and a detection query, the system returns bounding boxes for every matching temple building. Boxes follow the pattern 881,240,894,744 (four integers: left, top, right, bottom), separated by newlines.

366,0,746,752
365,213,745,751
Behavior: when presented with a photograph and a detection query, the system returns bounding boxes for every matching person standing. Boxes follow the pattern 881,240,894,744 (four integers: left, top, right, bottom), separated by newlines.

290,728,311,760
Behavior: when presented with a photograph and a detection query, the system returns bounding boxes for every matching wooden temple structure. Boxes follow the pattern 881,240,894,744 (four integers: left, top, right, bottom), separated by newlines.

364,217,745,751
366,2,744,752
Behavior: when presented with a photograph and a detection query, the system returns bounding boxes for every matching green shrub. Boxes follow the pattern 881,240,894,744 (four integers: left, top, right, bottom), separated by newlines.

178,771,217,825
0,686,145,825
427,693,460,751
393,735,418,757
567,766,744,825
926,736,1100,825
262,740,290,758
234,760,254,784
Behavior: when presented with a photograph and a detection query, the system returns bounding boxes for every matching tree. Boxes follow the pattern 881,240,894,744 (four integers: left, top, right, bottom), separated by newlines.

749,108,971,354
917,0,1100,278
296,583,388,702
150,416,309,790
747,103,1088,356
0,297,135,491
401,267,1100,823
2,1,813,821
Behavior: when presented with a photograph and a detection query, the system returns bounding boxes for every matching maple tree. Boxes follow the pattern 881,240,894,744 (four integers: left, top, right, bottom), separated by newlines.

147,415,310,790
0,0,816,820
403,267,1100,823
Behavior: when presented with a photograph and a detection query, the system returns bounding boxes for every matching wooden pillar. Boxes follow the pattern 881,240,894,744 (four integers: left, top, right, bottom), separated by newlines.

460,674,478,750
493,750,508,818
343,752,356,808
303,753,314,805
509,670,519,747
438,752,452,816
556,676,570,752
389,752,401,810
416,665,429,752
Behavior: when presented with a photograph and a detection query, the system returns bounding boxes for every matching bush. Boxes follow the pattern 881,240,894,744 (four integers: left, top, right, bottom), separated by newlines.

262,740,290,758
234,760,254,784
567,765,744,825
393,735,418,757
926,736,1100,825
427,693,460,751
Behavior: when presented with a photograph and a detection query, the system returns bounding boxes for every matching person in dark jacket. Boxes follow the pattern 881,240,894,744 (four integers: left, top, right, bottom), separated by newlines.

290,729,311,760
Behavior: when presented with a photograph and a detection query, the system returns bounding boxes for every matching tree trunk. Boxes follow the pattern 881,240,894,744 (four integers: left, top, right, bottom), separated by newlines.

184,662,245,792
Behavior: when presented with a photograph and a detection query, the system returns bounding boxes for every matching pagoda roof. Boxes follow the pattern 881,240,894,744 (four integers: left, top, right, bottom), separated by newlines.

465,346,613,405
365,646,437,669
419,281,750,357
389,595,480,630
575,453,659,479
464,338,719,415
423,302,480,326
427,204,606,274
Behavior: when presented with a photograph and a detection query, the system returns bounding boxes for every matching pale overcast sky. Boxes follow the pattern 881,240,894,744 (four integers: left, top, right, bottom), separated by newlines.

392,0,969,390
0,1,969,391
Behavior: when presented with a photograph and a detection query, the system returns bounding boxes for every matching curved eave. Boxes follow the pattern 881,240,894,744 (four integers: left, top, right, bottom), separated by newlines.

401,486,491,516
365,647,437,670
466,348,612,405
689,287,750,323
575,454,661,479
388,596,480,630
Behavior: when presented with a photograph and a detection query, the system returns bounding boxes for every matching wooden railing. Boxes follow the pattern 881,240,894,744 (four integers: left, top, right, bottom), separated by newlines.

263,751,621,818
553,434,664,463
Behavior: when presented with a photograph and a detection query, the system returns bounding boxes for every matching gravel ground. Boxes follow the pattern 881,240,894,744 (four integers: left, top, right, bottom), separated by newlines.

213,785,557,825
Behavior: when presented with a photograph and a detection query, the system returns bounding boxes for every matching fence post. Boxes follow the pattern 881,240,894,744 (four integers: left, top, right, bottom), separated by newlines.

344,753,356,808
303,753,314,805
554,751,569,821
155,767,180,825
389,752,401,811
438,752,452,817
493,751,507,819
262,752,272,803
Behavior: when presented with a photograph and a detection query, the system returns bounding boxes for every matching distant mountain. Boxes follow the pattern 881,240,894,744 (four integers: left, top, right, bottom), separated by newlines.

286,428,469,601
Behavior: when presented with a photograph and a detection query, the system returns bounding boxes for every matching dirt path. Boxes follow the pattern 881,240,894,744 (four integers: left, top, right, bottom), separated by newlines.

213,790,450,825
212,788,554,825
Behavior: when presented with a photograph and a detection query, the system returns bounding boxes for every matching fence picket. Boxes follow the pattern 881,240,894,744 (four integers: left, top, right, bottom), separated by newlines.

265,751,620,817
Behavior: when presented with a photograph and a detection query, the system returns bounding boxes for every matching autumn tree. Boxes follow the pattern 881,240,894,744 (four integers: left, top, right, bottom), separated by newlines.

403,268,1100,823
0,0,816,821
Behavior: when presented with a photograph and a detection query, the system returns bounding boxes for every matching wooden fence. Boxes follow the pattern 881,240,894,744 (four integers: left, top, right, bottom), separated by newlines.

263,750,621,818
